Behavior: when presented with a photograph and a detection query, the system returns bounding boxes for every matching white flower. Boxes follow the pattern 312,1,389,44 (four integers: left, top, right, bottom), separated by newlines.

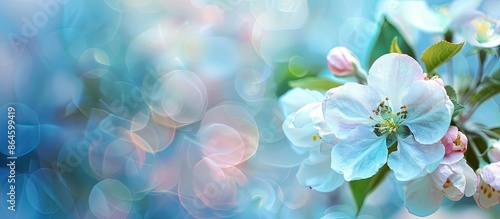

396,0,482,34
474,162,500,209
280,88,343,192
462,15,500,48
323,53,454,181
403,152,476,216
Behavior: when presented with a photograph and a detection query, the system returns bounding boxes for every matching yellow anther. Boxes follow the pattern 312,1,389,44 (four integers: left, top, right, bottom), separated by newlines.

472,18,495,43
453,133,461,146
312,134,321,141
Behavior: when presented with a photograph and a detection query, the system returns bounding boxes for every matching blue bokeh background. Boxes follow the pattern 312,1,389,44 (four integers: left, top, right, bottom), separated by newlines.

1,0,500,218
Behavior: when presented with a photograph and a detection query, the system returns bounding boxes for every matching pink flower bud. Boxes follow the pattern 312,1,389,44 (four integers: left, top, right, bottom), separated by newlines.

441,126,468,155
326,47,359,76
488,140,500,162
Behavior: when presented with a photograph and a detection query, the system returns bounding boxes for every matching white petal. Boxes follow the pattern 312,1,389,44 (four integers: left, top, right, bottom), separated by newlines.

402,80,452,144
482,162,500,190
367,53,424,108
388,135,444,182
330,127,388,181
463,162,477,197
443,172,466,201
429,163,454,190
449,0,482,20
448,10,483,31
398,1,447,33
429,155,472,201
403,176,443,217
323,83,379,139
310,105,339,145
280,87,324,117
474,180,500,209
462,22,500,48
282,102,322,148
441,152,464,165
296,147,344,192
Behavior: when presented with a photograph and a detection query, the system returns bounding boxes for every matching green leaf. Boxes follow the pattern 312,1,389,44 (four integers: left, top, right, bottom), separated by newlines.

445,85,458,100
349,164,390,214
288,77,342,91
390,36,402,54
421,40,465,73
451,99,465,118
445,85,465,118
368,17,416,67
469,69,500,106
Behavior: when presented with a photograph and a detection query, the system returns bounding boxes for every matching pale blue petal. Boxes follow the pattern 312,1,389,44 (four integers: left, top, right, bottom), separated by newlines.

310,105,339,145
402,80,452,144
331,127,387,181
482,162,500,190
297,147,344,192
282,102,322,148
463,162,477,197
389,135,444,181
323,83,379,139
398,1,448,33
449,0,482,19
403,176,443,217
280,87,324,116
448,9,482,31
367,53,423,108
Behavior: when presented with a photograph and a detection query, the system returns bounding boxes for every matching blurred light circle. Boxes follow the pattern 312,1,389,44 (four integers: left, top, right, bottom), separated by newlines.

0,102,40,156
191,158,247,213
128,118,176,153
288,55,308,77
89,179,132,219
25,169,75,214
88,138,146,179
198,123,245,167
184,36,241,80
200,103,259,163
250,0,308,30
149,70,208,125
338,18,377,54
234,69,267,102
148,154,182,192
78,48,110,79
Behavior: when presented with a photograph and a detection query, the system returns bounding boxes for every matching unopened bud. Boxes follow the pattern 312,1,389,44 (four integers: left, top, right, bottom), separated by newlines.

441,126,467,155
326,46,360,76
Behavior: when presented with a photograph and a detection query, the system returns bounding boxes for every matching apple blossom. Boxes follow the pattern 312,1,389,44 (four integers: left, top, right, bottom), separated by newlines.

323,53,454,181
280,88,343,192
403,153,476,216
474,162,500,209
441,126,468,155
462,15,500,48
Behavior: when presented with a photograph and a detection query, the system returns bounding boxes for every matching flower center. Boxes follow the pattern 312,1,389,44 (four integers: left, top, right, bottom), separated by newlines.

480,180,500,199
472,17,498,43
369,97,408,136
433,5,451,26
434,5,449,18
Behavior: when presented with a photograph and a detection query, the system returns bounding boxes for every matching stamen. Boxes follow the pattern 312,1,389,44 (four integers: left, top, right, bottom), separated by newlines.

453,133,461,146
312,134,321,141
370,98,408,135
